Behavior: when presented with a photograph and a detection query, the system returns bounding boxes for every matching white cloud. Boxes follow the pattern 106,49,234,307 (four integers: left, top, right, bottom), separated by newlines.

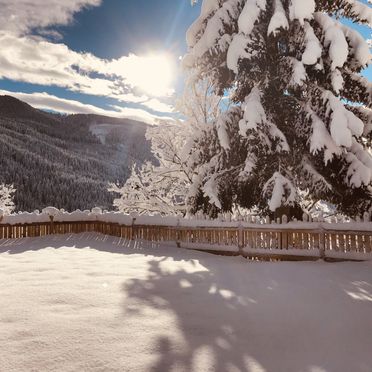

110,105,174,124
0,0,101,35
0,89,173,124
141,99,174,113
0,0,178,117
0,32,177,113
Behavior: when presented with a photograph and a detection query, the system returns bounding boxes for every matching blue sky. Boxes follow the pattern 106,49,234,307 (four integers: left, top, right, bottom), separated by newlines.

0,0,370,123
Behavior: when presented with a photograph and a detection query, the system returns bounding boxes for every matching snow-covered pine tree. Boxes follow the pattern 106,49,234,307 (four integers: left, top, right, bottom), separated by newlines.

184,0,372,218
0,184,15,215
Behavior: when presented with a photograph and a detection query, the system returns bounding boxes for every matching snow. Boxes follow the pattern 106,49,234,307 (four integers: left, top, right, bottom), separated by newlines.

216,112,231,151
1,233,372,372
346,153,372,188
346,0,372,26
226,0,268,73
267,0,289,36
302,21,322,65
290,57,307,86
2,207,372,231
323,91,364,148
191,0,240,58
199,0,219,17
263,172,296,212
309,112,341,163
302,159,332,191
239,153,257,179
244,247,321,258
340,23,372,67
331,69,344,94
289,0,315,25
315,14,349,70
226,33,252,74
203,175,222,209
238,0,266,36
345,140,372,188
268,122,289,152
186,0,219,47
239,87,266,136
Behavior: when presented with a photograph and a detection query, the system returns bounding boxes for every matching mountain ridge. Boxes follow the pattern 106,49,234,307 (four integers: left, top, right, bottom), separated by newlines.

0,95,153,212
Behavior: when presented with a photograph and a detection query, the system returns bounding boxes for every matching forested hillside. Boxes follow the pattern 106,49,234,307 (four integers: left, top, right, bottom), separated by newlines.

0,96,154,212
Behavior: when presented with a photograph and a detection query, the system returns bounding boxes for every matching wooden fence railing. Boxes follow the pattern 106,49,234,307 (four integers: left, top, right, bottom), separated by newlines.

1,219,372,260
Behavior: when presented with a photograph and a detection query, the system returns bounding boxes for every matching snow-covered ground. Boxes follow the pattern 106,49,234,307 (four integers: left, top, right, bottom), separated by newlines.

0,233,371,372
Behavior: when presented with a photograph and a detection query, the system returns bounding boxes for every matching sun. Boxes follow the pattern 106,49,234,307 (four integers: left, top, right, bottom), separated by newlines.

123,53,175,97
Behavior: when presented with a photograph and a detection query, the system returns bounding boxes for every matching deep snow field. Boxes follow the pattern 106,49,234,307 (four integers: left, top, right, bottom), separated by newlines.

0,233,371,372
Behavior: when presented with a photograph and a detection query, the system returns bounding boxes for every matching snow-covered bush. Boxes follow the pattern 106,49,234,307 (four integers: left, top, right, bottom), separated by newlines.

111,74,222,216
109,123,191,216
0,184,15,216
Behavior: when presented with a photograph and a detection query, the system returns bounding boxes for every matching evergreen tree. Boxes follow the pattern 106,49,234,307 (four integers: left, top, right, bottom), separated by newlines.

184,0,372,218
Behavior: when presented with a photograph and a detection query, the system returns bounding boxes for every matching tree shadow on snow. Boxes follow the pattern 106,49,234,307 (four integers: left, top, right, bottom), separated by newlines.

0,233,182,259
122,255,372,372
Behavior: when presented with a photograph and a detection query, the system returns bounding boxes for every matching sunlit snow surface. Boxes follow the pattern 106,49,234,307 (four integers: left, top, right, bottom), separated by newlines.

0,233,371,372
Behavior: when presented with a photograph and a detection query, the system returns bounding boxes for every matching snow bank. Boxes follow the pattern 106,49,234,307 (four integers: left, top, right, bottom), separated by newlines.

244,247,321,257
1,207,372,232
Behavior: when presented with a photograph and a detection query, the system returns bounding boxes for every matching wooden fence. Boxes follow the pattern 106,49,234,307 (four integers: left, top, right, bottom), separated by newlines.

0,219,372,260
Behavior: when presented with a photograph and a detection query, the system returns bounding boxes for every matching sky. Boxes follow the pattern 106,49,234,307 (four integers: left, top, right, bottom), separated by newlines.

0,0,370,124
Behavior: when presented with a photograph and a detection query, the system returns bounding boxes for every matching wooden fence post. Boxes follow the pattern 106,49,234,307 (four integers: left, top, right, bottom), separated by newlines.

131,217,137,240
319,227,326,260
281,215,288,250
176,218,181,248
49,216,55,235
238,221,244,255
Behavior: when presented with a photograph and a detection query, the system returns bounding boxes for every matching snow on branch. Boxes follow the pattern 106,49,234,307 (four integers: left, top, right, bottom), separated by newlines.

226,33,253,73
268,122,290,152
309,112,342,163
315,13,349,70
239,87,266,135
289,57,307,87
331,69,345,94
302,21,322,65
340,23,372,67
238,0,266,36
302,158,333,192
345,140,372,188
216,112,231,151
239,153,257,179
203,175,222,209
191,0,241,58
323,90,364,147
345,0,372,26
186,0,220,48
268,0,289,36
289,0,315,25
263,172,297,212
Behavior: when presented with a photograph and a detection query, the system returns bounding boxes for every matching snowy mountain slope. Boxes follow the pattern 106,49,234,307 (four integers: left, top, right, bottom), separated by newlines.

0,95,155,212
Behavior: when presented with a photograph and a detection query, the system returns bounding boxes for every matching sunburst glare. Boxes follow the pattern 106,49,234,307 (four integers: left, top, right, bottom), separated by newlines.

121,53,175,97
